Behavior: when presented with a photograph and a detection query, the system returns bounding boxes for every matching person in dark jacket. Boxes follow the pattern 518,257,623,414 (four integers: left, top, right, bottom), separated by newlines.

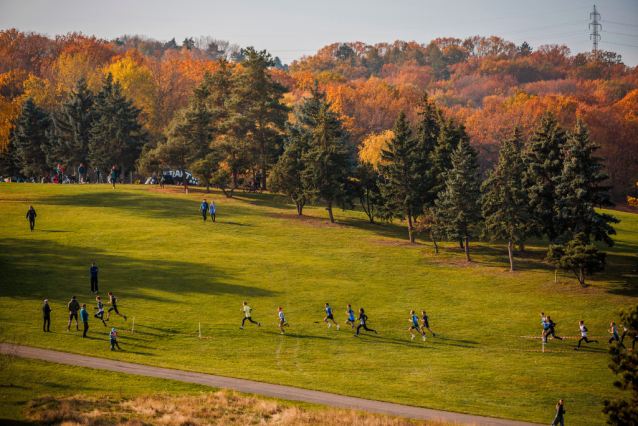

42,299,51,332
110,167,117,189
200,199,209,221
26,206,36,231
354,308,377,337
90,262,98,293
80,304,89,338
551,399,565,426
78,163,85,183
67,296,80,331
543,316,565,343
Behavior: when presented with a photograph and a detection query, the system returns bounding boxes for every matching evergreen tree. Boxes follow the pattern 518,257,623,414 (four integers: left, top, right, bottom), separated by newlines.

482,129,531,271
554,118,619,246
546,232,606,286
416,207,445,254
435,138,482,261
12,98,51,177
270,129,309,216
0,137,20,178
230,47,288,190
302,102,352,223
89,74,146,178
379,111,421,242
354,160,384,223
191,152,220,193
412,92,441,207
46,78,97,169
523,111,565,242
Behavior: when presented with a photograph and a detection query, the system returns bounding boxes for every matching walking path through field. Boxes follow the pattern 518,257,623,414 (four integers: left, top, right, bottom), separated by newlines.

3,344,541,426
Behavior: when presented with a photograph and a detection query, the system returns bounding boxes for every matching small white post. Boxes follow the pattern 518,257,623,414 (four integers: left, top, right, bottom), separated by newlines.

132,317,135,332
542,340,545,353
199,322,201,338
554,269,557,283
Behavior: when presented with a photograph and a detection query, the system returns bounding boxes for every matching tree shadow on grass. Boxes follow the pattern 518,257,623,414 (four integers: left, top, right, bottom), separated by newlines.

0,238,278,303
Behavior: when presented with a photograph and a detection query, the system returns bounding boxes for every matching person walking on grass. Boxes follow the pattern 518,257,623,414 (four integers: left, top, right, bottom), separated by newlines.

420,311,436,337
210,200,216,222
26,206,36,231
324,303,340,330
200,199,209,222
42,299,51,332
93,296,106,326
90,262,98,294
574,320,598,350
354,308,377,337
106,292,127,322
278,307,289,334
110,328,121,351
543,316,565,343
239,301,260,329
409,310,426,341
110,167,117,189
551,400,565,426
345,304,356,330
608,322,627,351
67,296,80,331
80,304,89,338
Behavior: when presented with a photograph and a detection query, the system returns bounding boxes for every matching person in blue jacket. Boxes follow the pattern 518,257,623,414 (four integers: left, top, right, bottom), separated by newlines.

90,262,98,294
200,199,209,222
209,200,216,222
323,303,340,330
80,304,89,338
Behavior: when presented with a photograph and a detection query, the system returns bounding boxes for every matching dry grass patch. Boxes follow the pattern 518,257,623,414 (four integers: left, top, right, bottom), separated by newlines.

25,391,453,426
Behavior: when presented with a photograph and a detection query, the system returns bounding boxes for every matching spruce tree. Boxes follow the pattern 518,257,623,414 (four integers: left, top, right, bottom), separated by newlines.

302,102,352,223
380,111,420,242
89,74,146,178
482,129,531,271
435,138,482,261
547,233,606,286
47,78,97,169
270,129,309,215
354,160,384,223
523,111,565,242
412,92,441,207
554,118,619,246
12,98,51,178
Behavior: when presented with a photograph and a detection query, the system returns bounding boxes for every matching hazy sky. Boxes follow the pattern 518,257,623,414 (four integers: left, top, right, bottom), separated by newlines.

2,0,637,66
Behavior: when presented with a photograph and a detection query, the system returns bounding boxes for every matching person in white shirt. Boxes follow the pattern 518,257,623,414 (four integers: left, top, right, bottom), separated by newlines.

277,307,289,334
574,320,598,350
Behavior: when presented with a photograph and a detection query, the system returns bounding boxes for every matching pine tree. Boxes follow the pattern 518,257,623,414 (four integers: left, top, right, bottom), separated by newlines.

546,232,606,286
12,98,51,178
554,118,619,246
46,78,97,169
302,102,352,223
379,111,421,242
412,92,441,207
523,111,565,242
354,160,384,223
230,47,288,190
89,74,146,178
482,129,531,271
270,128,309,216
603,340,638,425
435,138,482,261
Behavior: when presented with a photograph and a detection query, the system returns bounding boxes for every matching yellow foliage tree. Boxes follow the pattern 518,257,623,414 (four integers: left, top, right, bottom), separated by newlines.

0,71,24,152
105,55,155,115
358,130,394,170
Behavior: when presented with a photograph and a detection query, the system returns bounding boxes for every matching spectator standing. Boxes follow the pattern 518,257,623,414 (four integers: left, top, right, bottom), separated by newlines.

78,164,85,183
56,164,63,182
67,296,80,331
110,167,117,189
42,299,51,332
90,263,99,293
80,304,89,338
26,206,36,231
160,175,165,188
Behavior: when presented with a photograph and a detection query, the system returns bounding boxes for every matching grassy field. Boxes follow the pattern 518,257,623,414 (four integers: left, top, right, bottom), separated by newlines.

0,183,637,425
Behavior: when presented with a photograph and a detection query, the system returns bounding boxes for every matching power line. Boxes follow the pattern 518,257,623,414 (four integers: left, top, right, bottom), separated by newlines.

603,30,638,38
602,41,638,48
603,20,638,29
598,6,638,14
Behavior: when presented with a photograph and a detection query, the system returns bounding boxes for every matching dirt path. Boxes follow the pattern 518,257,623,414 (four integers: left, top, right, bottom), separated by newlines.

3,344,541,426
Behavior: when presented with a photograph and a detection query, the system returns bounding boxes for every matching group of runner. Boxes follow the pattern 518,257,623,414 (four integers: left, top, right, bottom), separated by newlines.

540,312,637,351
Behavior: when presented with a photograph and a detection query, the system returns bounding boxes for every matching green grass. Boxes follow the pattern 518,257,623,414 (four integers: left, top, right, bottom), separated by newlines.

0,183,637,425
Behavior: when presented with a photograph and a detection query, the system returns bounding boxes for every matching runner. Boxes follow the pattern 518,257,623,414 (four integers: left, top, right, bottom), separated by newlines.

608,322,627,351
574,320,598,350
90,262,98,294
210,200,216,222
354,308,377,337
42,299,51,332
631,327,638,351
420,311,436,337
26,206,37,231
543,316,565,343
409,310,425,341
80,304,89,338
110,328,121,351
344,304,356,330
106,292,127,321
277,307,289,334
110,167,117,189
200,199,209,222
239,301,260,329
93,296,106,326
620,323,629,345
541,312,549,341
551,400,565,426
323,303,340,329
67,296,80,331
